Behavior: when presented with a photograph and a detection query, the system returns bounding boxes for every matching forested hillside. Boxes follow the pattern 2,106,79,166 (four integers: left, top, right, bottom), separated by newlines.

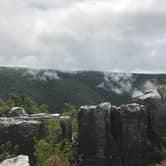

0,67,166,113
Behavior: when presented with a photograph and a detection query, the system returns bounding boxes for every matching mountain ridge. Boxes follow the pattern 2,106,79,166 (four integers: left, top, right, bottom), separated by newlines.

0,67,165,113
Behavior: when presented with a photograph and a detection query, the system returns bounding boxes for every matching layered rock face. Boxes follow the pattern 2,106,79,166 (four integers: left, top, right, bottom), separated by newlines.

0,108,72,159
78,103,111,166
78,90,166,166
117,104,147,166
133,90,166,162
134,90,166,139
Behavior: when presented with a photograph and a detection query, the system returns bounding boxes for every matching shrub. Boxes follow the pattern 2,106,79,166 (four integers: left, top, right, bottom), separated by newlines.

34,139,53,166
0,95,48,116
34,118,76,166
46,118,62,141
62,103,78,133
157,85,165,101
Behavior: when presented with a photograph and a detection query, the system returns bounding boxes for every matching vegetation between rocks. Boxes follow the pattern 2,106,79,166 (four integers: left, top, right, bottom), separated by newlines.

0,94,48,116
34,118,78,166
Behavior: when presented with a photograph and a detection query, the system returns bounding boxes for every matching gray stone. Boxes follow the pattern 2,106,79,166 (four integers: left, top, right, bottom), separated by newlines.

8,107,28,117
60,116,72,139
11,120,41,143
0,113,72,158
119,104,147,166
133,89,166,162
0,118,12,144
0,155,30,166
78,102,148,166
78,102,111,166
133,90,166,139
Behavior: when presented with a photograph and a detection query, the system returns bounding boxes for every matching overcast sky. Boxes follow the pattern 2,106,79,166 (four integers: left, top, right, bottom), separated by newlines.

0,0,166,72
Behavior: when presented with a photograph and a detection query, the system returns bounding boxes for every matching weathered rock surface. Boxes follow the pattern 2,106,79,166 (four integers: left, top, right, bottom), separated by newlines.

133,90,166,137
8,107,28,117
0,155,30,166
133,90,166,161
78,103,147,166
0,109,72,159
78,103,111,166
118,104,147,166
78,90,166,166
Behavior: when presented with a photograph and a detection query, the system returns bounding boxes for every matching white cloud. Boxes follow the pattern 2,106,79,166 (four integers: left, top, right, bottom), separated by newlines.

22,69,60,81
41,71,60,81
97,72,134,94
0,0,166,72
142,80,157,90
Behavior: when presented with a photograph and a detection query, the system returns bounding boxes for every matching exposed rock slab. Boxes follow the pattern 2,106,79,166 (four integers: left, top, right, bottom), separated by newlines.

8,107,28,117
0,155,30,166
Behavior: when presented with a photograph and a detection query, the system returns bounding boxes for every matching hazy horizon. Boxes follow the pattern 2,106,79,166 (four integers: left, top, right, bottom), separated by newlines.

1,65,166,74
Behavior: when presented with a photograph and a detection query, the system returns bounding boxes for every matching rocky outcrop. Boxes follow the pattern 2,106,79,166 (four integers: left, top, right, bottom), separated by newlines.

133,90,166,137
118,104,147,166
78,90,166,166
78,103,147,166
0,110,72,159
133,90,166,162
0,155,30,166
8,107,28,117
78,103,111,166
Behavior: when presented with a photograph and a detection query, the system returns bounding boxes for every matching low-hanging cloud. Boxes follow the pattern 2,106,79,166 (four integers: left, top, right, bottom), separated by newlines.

97,72,134,94
22,69,60,81
0,0,166,72
142,80,157,90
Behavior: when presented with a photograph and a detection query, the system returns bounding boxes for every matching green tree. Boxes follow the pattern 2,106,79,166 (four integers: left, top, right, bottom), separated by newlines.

62,103,78,133
34,118,76,166
0,95,49,116
157,85,165,101
0,99,10,116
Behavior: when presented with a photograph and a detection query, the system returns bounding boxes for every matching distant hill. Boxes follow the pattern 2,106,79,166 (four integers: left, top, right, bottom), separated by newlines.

0,67,165,113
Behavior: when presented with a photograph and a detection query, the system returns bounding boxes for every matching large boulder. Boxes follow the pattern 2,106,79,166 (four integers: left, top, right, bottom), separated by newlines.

8,107,28,117
0,155,30,166
0,118,41,145
11,120,41,157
